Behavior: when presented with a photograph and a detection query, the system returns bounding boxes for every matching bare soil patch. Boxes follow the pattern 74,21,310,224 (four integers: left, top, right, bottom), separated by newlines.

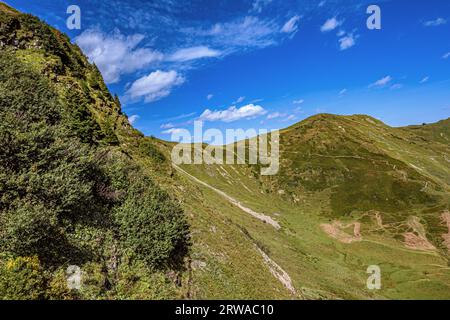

403,216,435,251
441,211,450,252
321,221,362,244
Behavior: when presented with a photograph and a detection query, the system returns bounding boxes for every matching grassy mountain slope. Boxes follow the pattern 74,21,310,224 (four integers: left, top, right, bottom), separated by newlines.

404,118,450,146
176,114,450,299
1,3,449,300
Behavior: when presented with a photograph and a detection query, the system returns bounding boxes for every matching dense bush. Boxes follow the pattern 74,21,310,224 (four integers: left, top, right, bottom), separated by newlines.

62,80,104,144
114,173,189,270
0,256,46,300
139,138,166,163
0,49,190,298
0,51,107,264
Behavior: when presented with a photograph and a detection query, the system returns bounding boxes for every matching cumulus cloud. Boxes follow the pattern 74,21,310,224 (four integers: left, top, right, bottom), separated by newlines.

339,33,356,50
293,99,304,104
281,16,300,34
75,29,163,84
128,115,140,125
200,104,267,122
369,75,392,88
168,46,222,62
424,18,447,27
321,17,342,32
126,70,185,103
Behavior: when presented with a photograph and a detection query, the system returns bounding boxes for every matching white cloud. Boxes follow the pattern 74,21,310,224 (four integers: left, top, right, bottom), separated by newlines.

160,123,175,129
282,115,297,122
267,112,285,120
339,89,347,95
75,29,163,84
424,18,447,27
293,99,304,104
162,128,185,135
188,16,280,50
369,76,392,88
251,0,272,13
200,104,267,122
281,16,300,34
339,34,356,50
321,17,342,32
128,115,140,125
164,112,197,122
443,52,450,59
318,1,326,7
234,96,246,104
207,94,214,100
168,46,222,62
390,83,403,90
293,106,303,114
126,70,185,103
420,76,429,84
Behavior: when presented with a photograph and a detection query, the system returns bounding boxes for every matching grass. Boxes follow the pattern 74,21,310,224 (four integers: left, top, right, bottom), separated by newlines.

172,113,450,299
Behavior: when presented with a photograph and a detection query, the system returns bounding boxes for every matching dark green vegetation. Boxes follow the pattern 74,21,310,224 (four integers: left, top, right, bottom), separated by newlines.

1,2,450,300
0,4,189,299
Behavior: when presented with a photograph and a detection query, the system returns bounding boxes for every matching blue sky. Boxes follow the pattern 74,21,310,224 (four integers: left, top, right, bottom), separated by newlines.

5,0,450,141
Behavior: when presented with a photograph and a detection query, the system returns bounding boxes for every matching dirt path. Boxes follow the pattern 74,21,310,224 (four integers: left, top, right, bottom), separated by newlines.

257,247,297,296
174,165,281,230
174,165,296,296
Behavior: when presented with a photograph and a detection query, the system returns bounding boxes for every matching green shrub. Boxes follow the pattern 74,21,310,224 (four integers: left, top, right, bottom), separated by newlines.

0,256,46,300
139,139,166,163
114,172,190,270
62,80,103,144
0,51,109,264
0,21,190,299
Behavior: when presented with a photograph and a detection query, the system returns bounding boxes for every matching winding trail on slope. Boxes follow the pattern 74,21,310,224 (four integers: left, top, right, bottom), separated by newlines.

173,165,299,295
256,247,298,296
173,164,281,230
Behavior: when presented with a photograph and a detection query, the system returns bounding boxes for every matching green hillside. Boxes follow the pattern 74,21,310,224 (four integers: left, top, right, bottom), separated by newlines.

1,3,449,300
176,114,450,299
